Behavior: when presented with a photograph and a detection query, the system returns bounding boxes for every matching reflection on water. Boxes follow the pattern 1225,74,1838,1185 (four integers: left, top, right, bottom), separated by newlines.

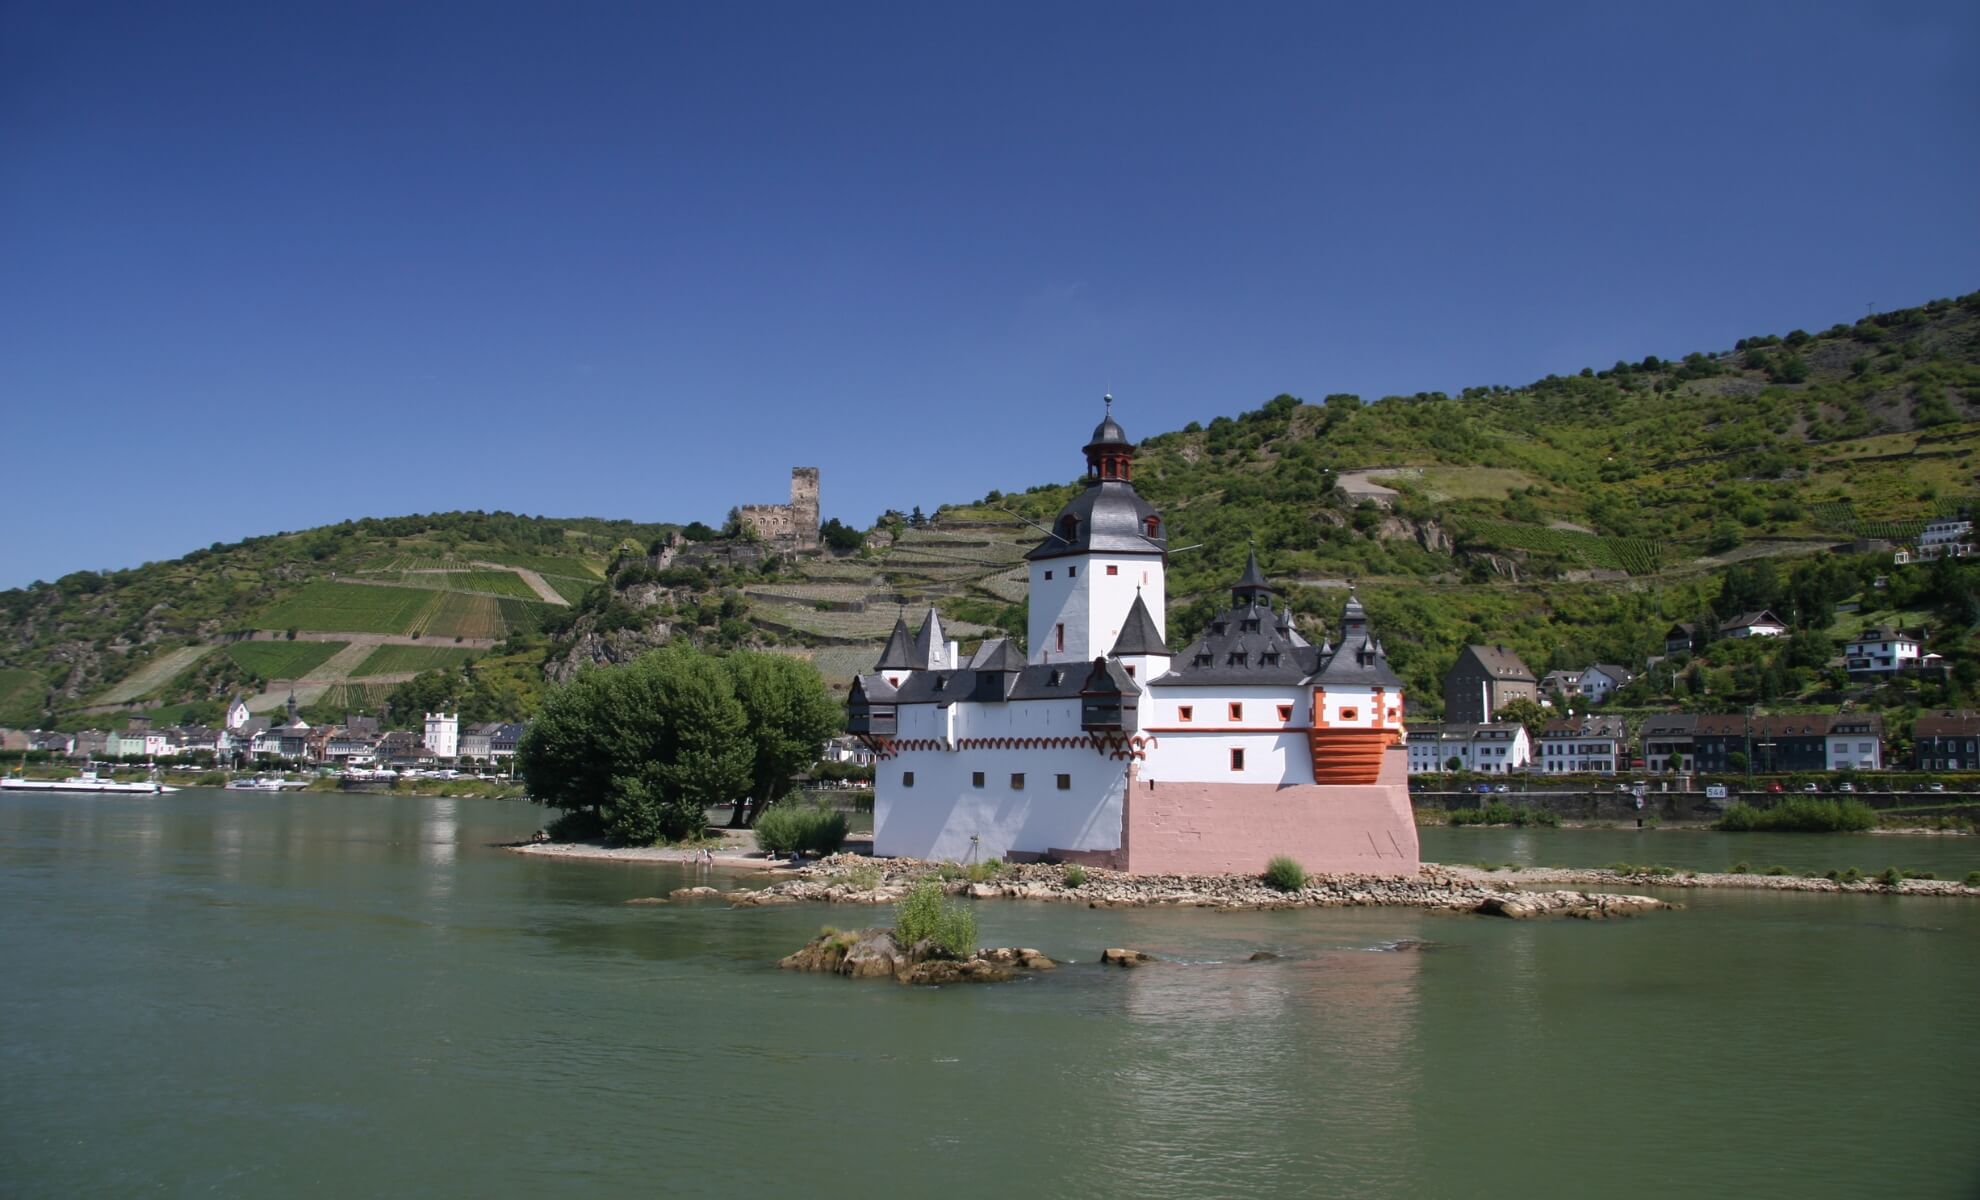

0,790,1976,1198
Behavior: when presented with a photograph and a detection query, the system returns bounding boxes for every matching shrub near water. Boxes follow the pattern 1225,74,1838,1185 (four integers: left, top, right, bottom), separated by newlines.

893,880,977,958
1450,802,1561,828
1263,856,1307,892
1715,798,1875,833
752,804,849,856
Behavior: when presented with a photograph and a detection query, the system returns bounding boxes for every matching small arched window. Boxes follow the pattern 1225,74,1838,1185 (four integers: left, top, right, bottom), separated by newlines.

1144,516,1161,537
1058,514,1079,542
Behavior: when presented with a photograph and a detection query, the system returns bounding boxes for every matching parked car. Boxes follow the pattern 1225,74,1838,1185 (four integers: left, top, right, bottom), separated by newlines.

1474,783,1493,794
1929,782,1946,792
1802,783,1820,793
1493,784,1510,793
1836,782,1855,793
1767,782,1785,793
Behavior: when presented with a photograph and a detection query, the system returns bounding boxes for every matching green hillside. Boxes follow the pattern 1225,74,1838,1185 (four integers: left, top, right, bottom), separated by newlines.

2,290,1977,731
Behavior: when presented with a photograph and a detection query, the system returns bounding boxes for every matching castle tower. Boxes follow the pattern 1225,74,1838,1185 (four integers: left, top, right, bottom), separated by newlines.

790,468,820,550
1025,398,1167,665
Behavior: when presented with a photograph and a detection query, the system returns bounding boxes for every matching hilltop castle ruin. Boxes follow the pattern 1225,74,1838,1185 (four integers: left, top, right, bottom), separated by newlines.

738,467,820,552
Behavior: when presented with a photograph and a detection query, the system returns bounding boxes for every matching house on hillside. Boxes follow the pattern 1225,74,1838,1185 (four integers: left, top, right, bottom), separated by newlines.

1539,670,1582,701
1718,610,1788,639
1444,645,1537,724
1640,713,1697,774
1661,622,1702,657
1843,626,1920,675
1535,716,1628,774
1577,664,1635,703
1913,711,1980,770
1900,517,1978,564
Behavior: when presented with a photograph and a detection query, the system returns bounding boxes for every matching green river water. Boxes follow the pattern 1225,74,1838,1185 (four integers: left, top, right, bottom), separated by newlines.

3,790,1977,1198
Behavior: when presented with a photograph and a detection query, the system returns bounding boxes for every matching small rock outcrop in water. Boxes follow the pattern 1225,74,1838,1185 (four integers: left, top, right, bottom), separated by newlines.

779,928,1057,985
1475,892,1665,920
1101,947,1160,967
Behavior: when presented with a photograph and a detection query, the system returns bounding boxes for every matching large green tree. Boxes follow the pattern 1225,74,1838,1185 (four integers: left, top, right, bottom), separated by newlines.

519,645,751,844
723,651,842,827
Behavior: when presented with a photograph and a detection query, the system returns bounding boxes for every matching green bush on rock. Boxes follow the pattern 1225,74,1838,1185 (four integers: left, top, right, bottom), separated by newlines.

894,880,977,958
1263,855,1306,892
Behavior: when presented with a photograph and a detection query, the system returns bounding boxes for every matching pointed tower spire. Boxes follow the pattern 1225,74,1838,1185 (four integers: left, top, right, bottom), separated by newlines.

911,605,950,670
1232,546,1272,605
875,613,915,671
1110,590,1169,657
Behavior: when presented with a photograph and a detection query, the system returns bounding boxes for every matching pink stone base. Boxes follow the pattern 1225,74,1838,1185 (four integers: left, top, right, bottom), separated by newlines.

1123,748,1419,877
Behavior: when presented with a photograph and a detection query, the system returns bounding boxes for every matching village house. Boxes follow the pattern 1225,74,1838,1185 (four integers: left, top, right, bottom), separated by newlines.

1538,669,1581,701
1443,645,1537,724
1662,622,1701,656
1639,713,1698,774
1718,610,1788,639
1825,714,1884,771
1895,517,1976,564
422,712,459,760
1912,711,1980,770
1843,626,1921,675
1693,714,1851,774
1404,722,1531,775
1535,715,1628,774
1577,663,1634,703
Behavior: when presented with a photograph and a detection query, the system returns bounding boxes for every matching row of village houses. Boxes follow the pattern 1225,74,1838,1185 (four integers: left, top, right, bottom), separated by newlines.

1406,709,1980,776
1,697,525,769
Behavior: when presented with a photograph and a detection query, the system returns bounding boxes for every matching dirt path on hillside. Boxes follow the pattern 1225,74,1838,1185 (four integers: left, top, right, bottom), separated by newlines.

471,561,568,606
235,630,500,650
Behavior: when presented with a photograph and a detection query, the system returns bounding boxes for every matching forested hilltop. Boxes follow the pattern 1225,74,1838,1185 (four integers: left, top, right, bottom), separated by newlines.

3,290,1977,732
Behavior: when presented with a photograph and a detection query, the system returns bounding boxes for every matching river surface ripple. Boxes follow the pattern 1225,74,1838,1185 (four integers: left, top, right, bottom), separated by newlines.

3,790,1977,1198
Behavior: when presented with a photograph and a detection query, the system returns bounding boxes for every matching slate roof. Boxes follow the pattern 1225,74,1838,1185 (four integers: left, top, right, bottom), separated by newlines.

1914,710,1980,738
910,606,949,668
1109,591,1168,656
1452,645,1536,683
1025,480,1167,561
1719,610,1785,631
1640,713,1699,738
1086,409,1129,449
891,662,1096,706
1847,625,1912,645
1585,663,1634,683
1152,568,1402,690
1538,715,1628,740
875,614,915,671
968,637,1027,673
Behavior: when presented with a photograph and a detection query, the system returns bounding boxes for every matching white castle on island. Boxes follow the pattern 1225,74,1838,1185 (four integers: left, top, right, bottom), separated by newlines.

847,402,1419,876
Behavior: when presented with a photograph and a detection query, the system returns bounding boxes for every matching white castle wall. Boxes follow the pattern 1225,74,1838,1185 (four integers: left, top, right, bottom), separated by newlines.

874,696,1130,861
1027,553,1164,665
1139,684,1317,785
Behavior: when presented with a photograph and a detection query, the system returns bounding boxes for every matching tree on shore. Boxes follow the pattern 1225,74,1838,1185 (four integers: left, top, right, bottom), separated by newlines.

724,651,843,828
519,646,751,844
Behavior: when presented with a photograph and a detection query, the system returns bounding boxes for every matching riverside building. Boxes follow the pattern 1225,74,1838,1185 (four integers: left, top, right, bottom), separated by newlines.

846,403,1418,876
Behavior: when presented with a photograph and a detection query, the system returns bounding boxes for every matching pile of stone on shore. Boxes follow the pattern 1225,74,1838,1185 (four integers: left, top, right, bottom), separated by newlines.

690,854,1673,919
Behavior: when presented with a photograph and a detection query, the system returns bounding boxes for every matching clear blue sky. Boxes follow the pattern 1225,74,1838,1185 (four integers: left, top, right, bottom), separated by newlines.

4,1,1976,587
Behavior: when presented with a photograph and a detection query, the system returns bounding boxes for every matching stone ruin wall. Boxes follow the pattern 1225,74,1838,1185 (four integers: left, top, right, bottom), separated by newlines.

738,467,820,551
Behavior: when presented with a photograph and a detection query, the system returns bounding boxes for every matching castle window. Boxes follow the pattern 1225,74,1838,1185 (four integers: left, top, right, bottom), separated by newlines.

1228,702,1243,721
1261,652,1279,666
1226,652,1244,666
1059,515,1078,541
1230,748,1245,771
1068,566,1077,578
1179,706,1193,722
1044,570,1053,580
1124,665,1134,677
1193,653,1211,667
1055,624,1065,652
1010,773,1025,790
972,771,985,788
902,772,915,788
1277,704,1293,722
1341,707,1358,721
1145,516,1160,537
1056,774,1071,790
1242,619,1259,632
